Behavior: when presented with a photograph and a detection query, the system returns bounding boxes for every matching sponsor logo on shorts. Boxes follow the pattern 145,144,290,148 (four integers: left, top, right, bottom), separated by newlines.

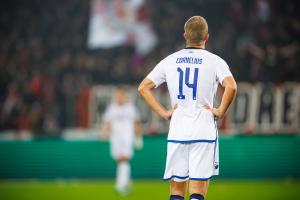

214,162,219,169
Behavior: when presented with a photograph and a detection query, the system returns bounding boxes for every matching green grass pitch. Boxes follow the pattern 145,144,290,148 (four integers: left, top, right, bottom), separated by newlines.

0,179,299,200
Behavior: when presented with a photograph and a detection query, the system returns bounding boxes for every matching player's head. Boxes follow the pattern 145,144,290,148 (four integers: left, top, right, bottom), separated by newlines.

184,16,209,46
114,86,127,105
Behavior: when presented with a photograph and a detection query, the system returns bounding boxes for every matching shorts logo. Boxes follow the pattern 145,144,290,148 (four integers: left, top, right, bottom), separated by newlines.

214,162,219,169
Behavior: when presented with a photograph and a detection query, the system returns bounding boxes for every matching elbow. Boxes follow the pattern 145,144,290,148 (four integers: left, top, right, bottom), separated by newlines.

138,79,155,96
230,82,238,94
225,81,237,94
232,83,238,92
138,84,146,96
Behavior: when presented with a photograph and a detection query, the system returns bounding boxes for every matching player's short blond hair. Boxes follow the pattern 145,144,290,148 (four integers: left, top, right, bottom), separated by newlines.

184,16,208,44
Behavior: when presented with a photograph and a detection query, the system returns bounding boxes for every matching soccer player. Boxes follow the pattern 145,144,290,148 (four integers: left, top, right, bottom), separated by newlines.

101,86,142,195
138,16,237,200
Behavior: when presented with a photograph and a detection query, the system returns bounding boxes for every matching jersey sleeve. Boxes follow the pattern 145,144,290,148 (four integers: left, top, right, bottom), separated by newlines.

215,58,233,85
146,59,167,88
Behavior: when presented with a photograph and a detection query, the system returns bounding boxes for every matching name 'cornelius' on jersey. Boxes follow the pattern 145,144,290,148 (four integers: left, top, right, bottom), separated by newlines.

147,49,233,142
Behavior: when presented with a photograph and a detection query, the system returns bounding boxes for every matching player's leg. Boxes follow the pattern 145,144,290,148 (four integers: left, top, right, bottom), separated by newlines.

188,142,218,199
111,138,130,193
164,143,189,200
114,137,134,194
170,180,187,199
116,156,131,193
188,180,209,199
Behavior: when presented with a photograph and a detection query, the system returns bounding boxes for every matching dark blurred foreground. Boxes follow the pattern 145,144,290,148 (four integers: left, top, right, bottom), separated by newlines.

0,0,299,133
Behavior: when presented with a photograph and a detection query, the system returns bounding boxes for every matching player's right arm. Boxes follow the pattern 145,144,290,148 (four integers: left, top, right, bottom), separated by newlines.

100,121,110,140
138,78,175,120
100,105,112,140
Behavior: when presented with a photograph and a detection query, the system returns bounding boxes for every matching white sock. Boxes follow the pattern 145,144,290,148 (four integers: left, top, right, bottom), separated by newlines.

116,161,131,190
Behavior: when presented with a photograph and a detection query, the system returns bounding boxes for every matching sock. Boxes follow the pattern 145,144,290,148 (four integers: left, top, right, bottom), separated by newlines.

170,195,184,200
190,193,204,200
116,163,122,190
116,161,131,190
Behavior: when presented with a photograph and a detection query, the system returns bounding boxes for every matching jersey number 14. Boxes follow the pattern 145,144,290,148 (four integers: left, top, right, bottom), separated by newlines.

177,67,199,100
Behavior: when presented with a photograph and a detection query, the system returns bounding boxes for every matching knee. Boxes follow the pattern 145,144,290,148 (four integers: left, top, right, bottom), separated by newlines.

189,180,209,196
117,156,130,163
170,181,186,196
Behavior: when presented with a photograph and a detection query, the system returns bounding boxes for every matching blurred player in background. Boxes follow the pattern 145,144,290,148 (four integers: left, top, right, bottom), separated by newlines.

101,86,143,195
138,16,237,200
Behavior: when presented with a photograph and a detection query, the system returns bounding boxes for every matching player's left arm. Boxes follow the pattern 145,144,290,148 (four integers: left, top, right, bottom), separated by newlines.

205,76,237,119
138,78,176,120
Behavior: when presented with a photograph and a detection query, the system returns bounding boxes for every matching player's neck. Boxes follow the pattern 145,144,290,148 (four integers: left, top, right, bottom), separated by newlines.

117,101,126,106
185,42,205,49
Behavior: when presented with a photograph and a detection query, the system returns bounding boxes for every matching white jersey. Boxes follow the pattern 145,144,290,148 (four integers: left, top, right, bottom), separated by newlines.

103,102,140,142
147,48,233,142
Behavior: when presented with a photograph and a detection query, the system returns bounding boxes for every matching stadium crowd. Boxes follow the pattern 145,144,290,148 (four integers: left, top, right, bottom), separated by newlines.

0,0,299,134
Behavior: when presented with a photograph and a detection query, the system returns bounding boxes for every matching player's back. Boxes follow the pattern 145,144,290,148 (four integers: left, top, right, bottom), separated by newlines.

147,48,232,141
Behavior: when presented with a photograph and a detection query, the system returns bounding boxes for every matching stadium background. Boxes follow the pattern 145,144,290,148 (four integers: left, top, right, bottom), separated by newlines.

0,0,299,199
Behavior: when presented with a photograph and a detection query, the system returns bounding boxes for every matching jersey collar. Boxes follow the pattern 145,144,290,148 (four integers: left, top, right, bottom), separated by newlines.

184,47,204,49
